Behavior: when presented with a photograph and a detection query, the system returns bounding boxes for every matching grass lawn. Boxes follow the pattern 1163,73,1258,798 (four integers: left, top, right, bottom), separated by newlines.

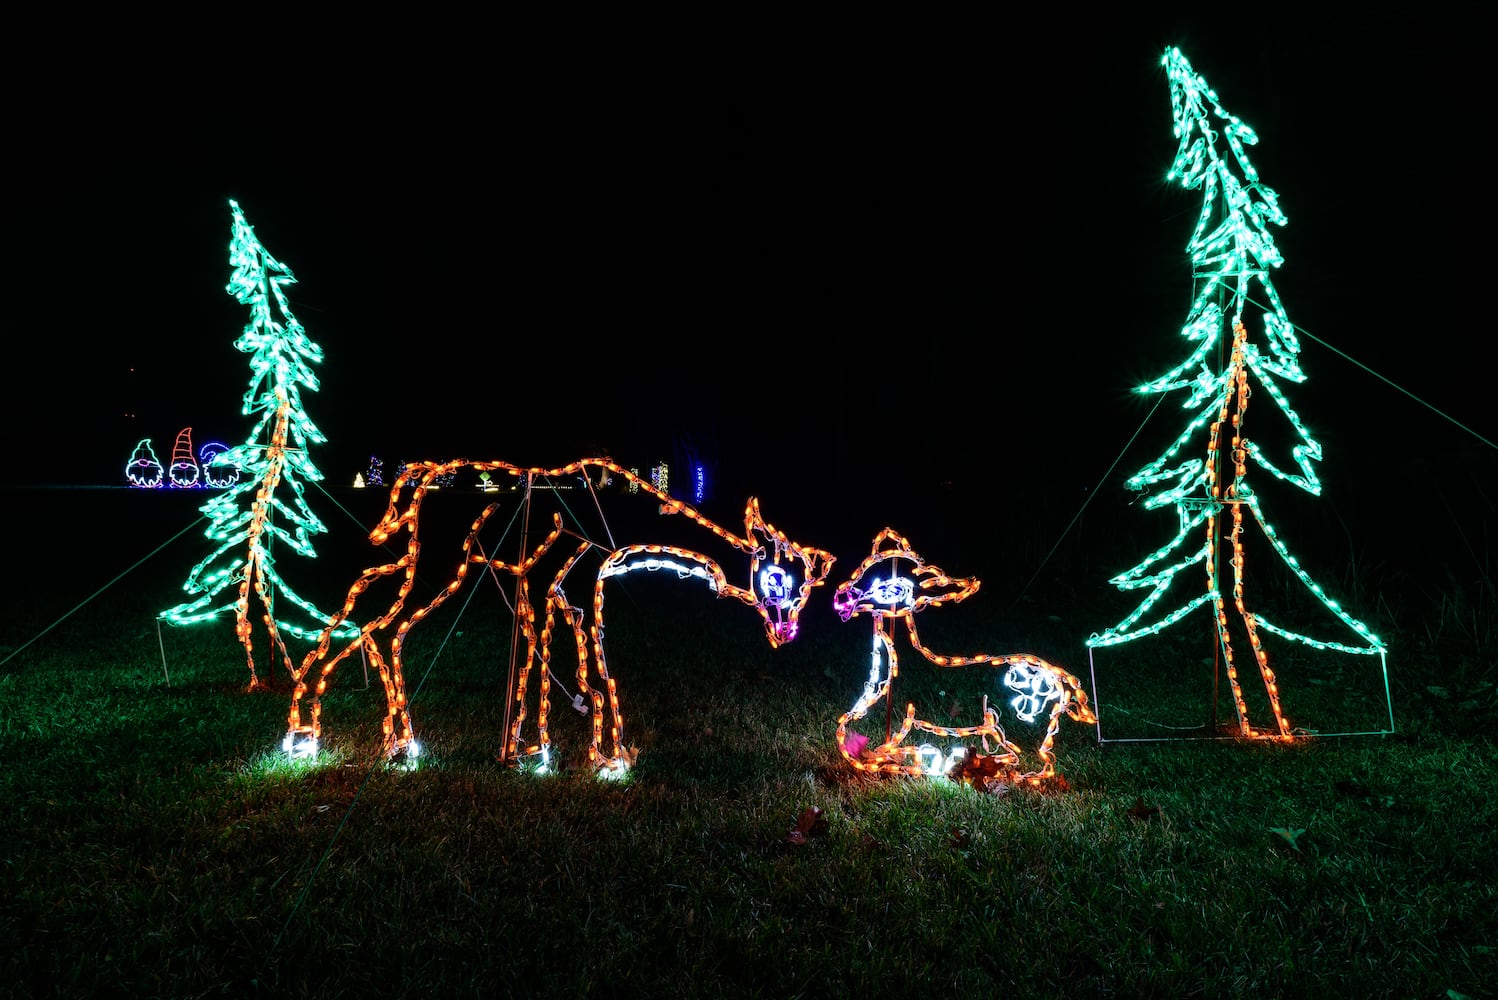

1,484,1493,998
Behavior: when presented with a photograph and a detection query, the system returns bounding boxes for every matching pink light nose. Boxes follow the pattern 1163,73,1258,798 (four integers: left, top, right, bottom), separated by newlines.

769,621,799,646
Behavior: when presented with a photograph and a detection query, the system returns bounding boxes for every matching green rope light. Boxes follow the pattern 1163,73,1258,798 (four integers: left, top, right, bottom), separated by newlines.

160,200,358,690
1088,48,1385,740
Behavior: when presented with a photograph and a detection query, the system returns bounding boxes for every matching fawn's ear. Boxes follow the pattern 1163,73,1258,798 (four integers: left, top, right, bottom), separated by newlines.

911,566,982,611
867,526,917,561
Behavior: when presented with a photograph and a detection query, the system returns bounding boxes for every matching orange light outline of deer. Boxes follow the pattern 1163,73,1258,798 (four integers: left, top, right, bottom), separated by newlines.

833,527,1096,787
286,458,835,773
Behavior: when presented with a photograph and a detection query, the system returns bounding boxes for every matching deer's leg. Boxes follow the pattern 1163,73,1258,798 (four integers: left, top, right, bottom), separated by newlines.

378,621,418,760
506,586,543,767
588,576,628,774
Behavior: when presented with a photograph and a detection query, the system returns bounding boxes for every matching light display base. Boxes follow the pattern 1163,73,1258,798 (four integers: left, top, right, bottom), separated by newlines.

1086,639,1395,743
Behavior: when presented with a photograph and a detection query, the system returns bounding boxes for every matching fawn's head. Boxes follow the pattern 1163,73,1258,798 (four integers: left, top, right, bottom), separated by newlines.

833,527,981,624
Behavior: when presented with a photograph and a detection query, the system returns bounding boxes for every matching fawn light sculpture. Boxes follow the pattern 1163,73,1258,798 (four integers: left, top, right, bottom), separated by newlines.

835,528,1094,788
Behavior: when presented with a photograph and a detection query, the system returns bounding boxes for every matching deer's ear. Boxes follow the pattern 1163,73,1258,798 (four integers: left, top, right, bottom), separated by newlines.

743,497,766,535
912,572,981,609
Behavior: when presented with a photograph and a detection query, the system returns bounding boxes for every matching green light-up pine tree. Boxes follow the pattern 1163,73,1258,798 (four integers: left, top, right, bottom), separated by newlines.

1086,48,1386,740
160,200,357,691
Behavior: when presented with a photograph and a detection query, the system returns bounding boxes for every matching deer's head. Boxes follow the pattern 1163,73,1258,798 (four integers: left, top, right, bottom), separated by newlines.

743,498,835,647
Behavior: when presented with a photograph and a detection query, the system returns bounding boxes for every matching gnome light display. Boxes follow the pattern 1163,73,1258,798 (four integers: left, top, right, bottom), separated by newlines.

167,427,201,487
198,441,240,488
124,430,240,488
158,200,357,690
1086,48,1388,741
125,438,165,488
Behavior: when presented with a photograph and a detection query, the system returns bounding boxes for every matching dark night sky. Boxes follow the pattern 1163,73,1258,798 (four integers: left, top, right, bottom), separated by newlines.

6,7,1494,559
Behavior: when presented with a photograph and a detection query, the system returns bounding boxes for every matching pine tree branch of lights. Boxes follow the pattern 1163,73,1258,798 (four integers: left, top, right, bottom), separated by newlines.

159,200,358,691
1085,48,1389,742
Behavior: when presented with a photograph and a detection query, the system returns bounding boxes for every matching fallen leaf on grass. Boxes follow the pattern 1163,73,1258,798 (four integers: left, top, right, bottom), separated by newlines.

949,751,1006,788
1269,827,1307,852
949,827,970,849
1127,797,1160,821
784,806,827,845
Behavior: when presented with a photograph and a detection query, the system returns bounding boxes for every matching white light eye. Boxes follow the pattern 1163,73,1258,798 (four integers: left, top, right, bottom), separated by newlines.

758,565,794,607
867,576,914,607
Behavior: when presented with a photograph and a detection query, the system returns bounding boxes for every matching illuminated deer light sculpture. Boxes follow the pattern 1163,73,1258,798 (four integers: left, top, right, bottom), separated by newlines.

287,458,835,775
834,528,1095,787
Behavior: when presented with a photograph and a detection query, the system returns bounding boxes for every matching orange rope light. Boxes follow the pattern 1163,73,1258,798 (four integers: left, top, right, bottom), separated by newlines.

285,458,835,773
1207,321,1290,738
834,528,1095,788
